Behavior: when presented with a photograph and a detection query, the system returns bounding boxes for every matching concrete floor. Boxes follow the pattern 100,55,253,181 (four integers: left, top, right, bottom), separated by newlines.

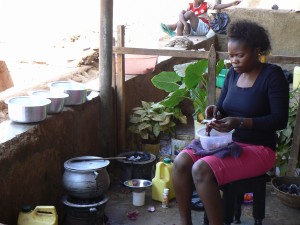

104,180,300,225
104,121,300,225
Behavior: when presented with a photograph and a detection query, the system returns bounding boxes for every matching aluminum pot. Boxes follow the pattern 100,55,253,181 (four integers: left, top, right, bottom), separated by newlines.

62,156,110,199
5,96,51,123
48,81,88,106
28,90,69,114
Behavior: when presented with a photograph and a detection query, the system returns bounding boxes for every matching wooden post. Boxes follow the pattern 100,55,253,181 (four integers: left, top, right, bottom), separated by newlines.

207,44,217,105
116,25,126,153
99,0,114,157
0,61,14,92
286,102,300,176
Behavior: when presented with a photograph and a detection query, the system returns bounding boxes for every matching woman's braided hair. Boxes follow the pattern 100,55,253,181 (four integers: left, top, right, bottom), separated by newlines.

227,20,271,55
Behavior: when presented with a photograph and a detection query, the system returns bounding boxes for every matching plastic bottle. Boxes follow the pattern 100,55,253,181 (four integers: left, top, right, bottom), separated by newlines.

17,205,58,225
162,188,169,208
152,157,175,202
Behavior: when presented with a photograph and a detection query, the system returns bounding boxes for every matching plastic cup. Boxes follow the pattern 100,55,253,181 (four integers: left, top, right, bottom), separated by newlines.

132,191,145,206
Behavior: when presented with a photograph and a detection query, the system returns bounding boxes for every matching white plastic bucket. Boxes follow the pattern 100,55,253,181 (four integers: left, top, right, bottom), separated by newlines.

132,191,146,206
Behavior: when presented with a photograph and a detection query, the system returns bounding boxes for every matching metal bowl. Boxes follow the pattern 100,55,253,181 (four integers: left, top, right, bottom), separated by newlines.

5,96,51,123
124,179,152,192
48,81,87,106
29,90,69,114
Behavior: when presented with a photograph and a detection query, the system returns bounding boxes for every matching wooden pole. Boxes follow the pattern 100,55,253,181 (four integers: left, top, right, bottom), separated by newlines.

116,25,126,153
99,0,114,157
207,44,217,105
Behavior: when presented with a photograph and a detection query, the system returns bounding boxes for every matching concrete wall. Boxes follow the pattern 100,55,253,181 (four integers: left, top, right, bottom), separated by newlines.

217,8,300,57
0,98,102,224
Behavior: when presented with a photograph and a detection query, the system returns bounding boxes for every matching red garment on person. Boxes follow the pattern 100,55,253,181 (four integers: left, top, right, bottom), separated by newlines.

189,2,209,25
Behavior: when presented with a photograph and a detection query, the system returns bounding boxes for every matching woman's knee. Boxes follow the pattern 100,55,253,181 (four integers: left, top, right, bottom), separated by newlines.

191,160,215,183
173,152,193,173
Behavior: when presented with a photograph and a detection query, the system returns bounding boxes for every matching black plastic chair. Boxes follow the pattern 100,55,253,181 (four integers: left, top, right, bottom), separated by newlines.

203,174,271,225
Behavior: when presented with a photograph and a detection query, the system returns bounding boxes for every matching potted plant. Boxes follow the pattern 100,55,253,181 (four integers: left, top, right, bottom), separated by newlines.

127,101,187,155
151,59,224,137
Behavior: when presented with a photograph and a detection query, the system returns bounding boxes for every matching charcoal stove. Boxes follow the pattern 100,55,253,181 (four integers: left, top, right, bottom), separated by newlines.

62,195,108,225
117,151,157,182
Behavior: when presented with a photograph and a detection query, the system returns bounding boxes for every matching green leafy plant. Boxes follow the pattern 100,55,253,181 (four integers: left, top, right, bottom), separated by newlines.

127,101,187,144
276,89,300,176
151,59,224,120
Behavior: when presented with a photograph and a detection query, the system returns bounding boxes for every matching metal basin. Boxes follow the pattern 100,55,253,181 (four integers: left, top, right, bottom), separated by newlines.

5,96,51,123
48,81,87,106
29,90,69,114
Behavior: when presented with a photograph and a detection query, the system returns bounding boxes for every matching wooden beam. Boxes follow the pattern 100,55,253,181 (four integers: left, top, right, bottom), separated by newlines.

116,26,126,153
207,44,217,105
113,47,300,65
113,47,209,59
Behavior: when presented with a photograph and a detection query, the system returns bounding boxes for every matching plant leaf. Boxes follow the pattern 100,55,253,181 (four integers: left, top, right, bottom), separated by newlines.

174,61,197,77
141,101,151,109
161,88,188,107
153,123,160,137
216,59,225,75
159,115,170,126
152,114,166,121
151,71,181,92
184,59,208,88
137,123,151,132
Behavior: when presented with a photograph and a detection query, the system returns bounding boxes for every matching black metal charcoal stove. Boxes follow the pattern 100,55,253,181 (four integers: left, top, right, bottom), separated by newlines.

62,195,108,225
117,151,157,182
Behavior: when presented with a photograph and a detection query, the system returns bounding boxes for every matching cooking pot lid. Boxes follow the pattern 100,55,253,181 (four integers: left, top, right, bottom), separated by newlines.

64,156,110,171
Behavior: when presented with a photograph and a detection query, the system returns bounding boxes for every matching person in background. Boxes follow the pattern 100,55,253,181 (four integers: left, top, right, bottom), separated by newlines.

172,20,289,225
160,0,241,37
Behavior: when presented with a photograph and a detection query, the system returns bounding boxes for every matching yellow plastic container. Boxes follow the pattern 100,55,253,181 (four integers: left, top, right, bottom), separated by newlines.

17,206,58,225
152,158,175,202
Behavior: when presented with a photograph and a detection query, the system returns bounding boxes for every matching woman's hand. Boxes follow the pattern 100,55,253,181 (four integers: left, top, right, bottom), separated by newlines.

208,117,240,132
205,105,221,119
205,105,217,119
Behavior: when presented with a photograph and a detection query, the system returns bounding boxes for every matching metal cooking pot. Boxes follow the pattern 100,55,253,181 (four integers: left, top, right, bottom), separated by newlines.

28,90,69,114
62,156,110,199
48,81,88,106
5,96,51,123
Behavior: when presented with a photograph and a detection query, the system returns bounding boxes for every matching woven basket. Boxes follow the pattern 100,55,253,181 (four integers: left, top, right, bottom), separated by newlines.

271,176,300,209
